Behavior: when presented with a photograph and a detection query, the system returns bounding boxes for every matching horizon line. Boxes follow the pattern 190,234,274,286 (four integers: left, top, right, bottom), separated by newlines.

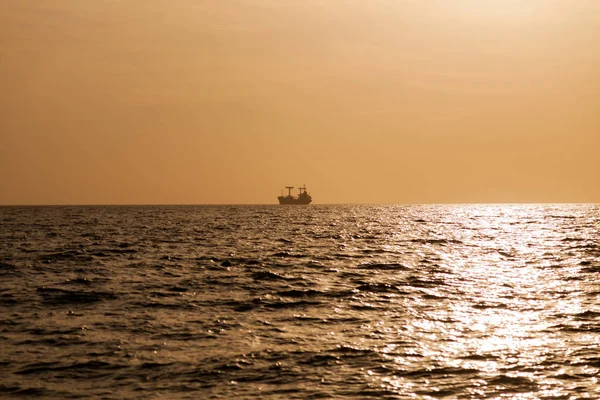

1,202,598,207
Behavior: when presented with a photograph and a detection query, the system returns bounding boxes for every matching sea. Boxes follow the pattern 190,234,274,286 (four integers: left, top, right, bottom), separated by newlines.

1,204,599,399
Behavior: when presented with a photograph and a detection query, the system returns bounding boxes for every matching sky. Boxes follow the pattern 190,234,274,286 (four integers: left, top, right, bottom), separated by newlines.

1,0,599,204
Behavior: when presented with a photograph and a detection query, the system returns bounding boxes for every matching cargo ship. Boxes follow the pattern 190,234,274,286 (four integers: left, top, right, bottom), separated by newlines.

278,185,312,205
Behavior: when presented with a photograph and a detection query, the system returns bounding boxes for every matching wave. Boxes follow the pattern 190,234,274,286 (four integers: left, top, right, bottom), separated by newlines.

36,287,118,304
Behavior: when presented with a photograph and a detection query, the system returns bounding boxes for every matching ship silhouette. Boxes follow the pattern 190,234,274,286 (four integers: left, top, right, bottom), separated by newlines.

278,185,312,205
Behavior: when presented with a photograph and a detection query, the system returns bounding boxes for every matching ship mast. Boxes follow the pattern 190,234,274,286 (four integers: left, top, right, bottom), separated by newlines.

285,186,294,196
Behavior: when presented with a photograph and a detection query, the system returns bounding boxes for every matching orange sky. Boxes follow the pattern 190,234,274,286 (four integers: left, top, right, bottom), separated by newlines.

1,0,599,204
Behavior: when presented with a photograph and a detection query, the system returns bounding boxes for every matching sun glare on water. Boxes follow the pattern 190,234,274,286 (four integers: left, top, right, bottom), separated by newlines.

360,205,591,397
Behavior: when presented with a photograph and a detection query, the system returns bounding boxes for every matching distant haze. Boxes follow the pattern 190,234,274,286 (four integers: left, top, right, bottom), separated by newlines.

1,0,599,204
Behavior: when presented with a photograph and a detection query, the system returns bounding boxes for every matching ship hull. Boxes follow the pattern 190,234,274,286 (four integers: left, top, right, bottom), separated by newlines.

278,196,311,205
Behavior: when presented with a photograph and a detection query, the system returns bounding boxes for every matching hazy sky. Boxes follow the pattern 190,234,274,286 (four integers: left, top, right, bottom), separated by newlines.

1,0,599,204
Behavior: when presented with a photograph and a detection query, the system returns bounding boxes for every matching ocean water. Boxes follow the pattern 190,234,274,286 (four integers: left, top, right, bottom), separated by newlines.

1,204,599,399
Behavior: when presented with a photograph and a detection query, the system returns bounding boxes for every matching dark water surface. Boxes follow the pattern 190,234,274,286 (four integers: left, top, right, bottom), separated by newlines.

1,204,600,399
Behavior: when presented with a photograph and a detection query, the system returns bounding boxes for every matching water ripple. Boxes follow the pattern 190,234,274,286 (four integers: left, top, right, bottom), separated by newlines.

1,204,599,398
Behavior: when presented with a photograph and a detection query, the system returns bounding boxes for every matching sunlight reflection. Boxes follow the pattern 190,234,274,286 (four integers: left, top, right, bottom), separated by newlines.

319,205,596,398
378,205,588,395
